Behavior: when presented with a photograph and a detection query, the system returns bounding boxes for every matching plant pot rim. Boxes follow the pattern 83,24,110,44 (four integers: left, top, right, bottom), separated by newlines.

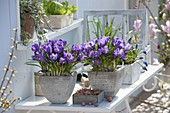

89,66,124,73
124,60,139,66
40,75,76,77
48,14,73,17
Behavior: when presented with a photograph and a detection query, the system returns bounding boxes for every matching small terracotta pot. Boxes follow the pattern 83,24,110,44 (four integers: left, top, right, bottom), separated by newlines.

22,13,34,39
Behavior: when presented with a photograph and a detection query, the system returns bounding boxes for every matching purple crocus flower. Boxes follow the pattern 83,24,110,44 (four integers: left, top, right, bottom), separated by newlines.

59,57,67,64
32,55,39,61
72,44,82,52
39,53,47,61
133,19,142,32
32,52,46,62
50,53,58,61
98,37,107,47
53,45,61,53
89,40,96,47
101,46,110,54
113,48,126,59
113,38,126,48
93,59,101,67
77,54,85,61
64,52,74,62
161,21,170,34
49,39,57,45
103,36,110,43
56,39,67,47
41,43,52,54
82,49,89,56
32,43,40,52
82,43,92,50
124,43,132,51
89,50,101,58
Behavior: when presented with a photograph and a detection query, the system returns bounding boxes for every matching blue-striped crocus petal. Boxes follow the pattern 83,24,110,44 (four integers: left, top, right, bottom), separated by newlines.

139,57,144,59
143,61,148,67
135,44,138,49
128,37,132,43
142,67,147,71
143,51,147,55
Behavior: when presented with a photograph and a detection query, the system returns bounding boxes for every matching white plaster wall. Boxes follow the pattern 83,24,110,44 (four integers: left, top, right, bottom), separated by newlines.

0,1,11,75
0,0,18,112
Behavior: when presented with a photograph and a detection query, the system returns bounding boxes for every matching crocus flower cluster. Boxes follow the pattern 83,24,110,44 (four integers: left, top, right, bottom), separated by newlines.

31,39,85,76
81,36,132,71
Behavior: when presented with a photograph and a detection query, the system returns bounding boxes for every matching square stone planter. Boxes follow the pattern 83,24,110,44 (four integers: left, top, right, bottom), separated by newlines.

39,74,77,104
88,67,124,97
73,90,104,105
122,61,140,85
43,15,73,29
34,72,44,96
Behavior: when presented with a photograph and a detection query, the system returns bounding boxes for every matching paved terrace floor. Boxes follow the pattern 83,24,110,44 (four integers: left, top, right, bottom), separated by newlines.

131,89,170,113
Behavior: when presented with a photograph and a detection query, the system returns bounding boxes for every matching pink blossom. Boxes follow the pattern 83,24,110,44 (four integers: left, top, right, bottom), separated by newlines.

149,24,158,37
133,19,142,32
166,2,170,10
161,21,170,34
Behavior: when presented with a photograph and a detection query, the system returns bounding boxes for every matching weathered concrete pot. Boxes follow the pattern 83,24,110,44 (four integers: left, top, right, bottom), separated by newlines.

34,72,44,96
88,67,124,97
122,61,140,85
39,74,77,104
43,15,73,29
